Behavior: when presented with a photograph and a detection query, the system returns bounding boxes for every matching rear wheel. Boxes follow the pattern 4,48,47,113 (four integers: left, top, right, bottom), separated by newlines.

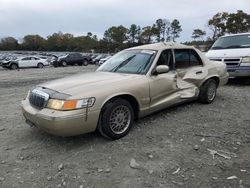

99,99,134,140
83,60,89,66
37,63,44,68
10,63,18,70
198,79,217,104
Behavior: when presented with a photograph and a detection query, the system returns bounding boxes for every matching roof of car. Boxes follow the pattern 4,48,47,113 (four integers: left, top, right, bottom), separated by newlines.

129,42,192,51
220,32,250,38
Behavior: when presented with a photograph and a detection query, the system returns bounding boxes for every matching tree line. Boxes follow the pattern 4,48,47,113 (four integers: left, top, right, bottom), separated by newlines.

187,10,250,46
0,10,249,52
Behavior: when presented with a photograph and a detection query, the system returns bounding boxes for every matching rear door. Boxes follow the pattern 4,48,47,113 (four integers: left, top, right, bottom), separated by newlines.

30,57,39,67
75,53,83,64
174,49,207,98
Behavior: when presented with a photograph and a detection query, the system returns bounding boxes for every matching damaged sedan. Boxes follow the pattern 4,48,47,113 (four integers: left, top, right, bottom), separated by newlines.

22,42,229,139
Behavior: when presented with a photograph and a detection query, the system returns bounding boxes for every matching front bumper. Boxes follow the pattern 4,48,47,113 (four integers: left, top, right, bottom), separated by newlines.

227,66,250,77
1,63,11,68
21,99,100,136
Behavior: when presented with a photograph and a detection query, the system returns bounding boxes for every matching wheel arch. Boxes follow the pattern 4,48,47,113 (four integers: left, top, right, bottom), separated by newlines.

200,75,220,88
101,93,140,120
10,62,19,69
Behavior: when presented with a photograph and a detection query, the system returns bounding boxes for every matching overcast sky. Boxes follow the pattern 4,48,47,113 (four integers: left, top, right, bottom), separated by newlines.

0,0,249,42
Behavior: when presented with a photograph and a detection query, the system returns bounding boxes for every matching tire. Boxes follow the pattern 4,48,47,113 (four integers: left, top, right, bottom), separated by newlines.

61,61,67,67
10,63,18,70
198,79,217,104
99,99,134,140
37,63,44,68
83,60,89,66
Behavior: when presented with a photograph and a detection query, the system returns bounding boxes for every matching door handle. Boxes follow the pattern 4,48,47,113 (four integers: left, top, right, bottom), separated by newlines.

195,71,203,74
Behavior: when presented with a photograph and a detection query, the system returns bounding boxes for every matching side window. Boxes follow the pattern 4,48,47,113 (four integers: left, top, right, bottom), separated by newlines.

174,49,190,69
156,50,173,70
190,50,202,66
22,57,31,60
174,49,203,69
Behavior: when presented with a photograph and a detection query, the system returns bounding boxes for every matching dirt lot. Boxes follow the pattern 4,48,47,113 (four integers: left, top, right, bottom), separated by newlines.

0,66,249,188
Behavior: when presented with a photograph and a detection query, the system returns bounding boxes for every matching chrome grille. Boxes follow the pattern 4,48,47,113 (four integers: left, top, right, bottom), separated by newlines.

209,58,241,67
29,89,49,109
224,58,241,67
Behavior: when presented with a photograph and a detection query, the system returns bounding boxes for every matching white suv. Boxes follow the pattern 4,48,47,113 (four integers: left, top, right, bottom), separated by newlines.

206,33,250,77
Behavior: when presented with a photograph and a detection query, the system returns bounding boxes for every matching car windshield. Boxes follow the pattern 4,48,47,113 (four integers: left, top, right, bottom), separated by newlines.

211,34,250,50
97,49,156,74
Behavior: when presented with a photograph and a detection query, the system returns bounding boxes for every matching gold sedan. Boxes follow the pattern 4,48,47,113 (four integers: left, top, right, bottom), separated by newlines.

22,43,229,139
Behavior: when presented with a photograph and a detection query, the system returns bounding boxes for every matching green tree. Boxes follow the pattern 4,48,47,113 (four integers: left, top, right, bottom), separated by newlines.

103,25,128,51
46,32,74,51
46,32,64,51
104,25,128,44
154,19,170,42
170,19,182,42
192,29,206,40
226,10,250,34
208,12,229,40
128,24,141,45
0,37,19,50
22,35,46,50
141,26,155,44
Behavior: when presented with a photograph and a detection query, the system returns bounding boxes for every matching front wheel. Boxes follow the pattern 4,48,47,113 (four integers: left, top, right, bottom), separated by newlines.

198,79,217,104
10,63,18,70
99,99,134,140
37,63,44,68
61,61,67,67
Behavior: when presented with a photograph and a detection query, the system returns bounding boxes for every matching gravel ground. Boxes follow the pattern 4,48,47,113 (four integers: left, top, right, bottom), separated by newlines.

0,66,249,188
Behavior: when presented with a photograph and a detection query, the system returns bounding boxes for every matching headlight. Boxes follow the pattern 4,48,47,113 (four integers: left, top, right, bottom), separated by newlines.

241,57,250,66
47,97,95,110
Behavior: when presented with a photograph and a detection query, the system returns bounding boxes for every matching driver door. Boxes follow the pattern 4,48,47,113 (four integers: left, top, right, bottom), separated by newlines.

148,50,179,113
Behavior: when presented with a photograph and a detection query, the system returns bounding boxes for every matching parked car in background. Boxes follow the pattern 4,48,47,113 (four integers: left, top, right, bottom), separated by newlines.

22,42,228,140
1,56,49,70
206,33,250,77
46,55,58,66
89,54,99,64
93,54,107,65
53,53,91,67
98,55,112,66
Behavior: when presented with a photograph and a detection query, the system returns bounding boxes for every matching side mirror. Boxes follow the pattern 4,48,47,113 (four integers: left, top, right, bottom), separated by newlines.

155,65,169,74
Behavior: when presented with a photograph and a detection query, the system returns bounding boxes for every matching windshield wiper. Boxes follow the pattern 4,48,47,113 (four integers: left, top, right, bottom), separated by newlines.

224,45,241,49
136,56,153,74
211,46,223,50
111,55,136,72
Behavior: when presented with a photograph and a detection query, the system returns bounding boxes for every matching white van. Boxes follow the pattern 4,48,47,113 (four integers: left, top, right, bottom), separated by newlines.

206,33,250,77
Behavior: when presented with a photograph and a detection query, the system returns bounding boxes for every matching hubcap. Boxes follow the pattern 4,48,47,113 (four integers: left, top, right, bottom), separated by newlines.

109,105,131,134
12,64,17,69
207,83,216,101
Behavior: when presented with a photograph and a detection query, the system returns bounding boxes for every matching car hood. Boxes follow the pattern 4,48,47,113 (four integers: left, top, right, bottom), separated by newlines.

39,71,142,97
206,48,250,58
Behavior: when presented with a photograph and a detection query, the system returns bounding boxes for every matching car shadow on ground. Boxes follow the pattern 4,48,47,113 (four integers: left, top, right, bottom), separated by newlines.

25,100,199,150
226,77,250,86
